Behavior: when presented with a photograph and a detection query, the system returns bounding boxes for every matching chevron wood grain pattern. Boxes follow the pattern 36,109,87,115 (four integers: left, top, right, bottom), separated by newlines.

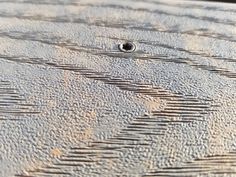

0,0,236,176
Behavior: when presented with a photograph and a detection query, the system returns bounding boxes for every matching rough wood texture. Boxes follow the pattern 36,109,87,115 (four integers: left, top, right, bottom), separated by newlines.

0,0,236,176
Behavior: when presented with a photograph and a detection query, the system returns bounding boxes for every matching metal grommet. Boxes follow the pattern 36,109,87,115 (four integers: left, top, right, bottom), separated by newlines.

118,42,136,53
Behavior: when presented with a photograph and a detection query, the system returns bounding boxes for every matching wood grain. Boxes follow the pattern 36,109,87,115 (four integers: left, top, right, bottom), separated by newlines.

0,0,235,176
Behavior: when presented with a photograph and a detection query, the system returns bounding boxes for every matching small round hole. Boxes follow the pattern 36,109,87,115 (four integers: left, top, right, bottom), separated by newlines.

118,42,136,53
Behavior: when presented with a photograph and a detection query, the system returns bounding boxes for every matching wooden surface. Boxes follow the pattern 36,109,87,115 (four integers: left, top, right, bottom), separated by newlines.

0,0,236,176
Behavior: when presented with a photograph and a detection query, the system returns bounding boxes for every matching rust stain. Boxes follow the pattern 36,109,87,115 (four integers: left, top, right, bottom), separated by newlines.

51,148,63,158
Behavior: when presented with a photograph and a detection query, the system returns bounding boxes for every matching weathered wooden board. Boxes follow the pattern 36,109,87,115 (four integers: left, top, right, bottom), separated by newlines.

0,0,236,176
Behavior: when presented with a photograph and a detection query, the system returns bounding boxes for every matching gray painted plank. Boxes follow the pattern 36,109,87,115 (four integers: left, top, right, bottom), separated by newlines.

0,0,236,176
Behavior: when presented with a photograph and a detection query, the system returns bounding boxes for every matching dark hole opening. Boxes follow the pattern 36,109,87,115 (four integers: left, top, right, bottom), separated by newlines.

119,42,136,52
122,42,133,51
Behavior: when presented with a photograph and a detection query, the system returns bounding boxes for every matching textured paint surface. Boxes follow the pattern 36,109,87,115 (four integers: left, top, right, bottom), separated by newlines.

0,0,236,176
